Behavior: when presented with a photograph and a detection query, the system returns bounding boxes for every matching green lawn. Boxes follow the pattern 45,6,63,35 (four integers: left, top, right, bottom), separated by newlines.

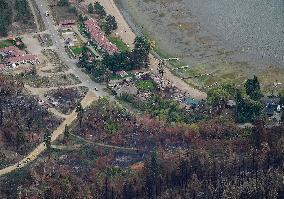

136,80,155,91
70,46,83,55
108,36,129,52
0,39,14,48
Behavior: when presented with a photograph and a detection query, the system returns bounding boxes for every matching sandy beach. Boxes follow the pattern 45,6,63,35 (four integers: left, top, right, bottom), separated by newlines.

82,0,207,99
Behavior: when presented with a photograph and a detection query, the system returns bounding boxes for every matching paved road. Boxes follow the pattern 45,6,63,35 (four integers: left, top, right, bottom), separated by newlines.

34,0,109,98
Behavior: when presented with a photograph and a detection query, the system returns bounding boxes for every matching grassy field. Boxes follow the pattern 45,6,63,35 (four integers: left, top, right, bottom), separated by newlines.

70,46,83,56
108,36,129,52
136,80,155,91
0,40,14,48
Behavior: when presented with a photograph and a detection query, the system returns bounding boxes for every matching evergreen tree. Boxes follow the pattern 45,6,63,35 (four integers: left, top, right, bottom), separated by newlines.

103,15,118,35
244,75,262,100
132,36,150,68
15,0,32,22
57,0,69,6
44,130,51,149
76,103,84,129
88,3,94,13
63,125,70,139
94,2,106,18
0,0,12,36
16,128,25,148
145,152,159,199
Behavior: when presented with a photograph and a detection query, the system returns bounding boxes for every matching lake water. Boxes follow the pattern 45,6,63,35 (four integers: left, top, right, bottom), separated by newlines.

183,0,284,66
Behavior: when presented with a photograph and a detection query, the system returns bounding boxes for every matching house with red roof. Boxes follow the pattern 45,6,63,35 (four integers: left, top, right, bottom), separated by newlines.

84,18,119,55
7,54,38,66
0,46,22,57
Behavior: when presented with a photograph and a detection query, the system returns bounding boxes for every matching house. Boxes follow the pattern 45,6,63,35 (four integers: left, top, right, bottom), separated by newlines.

61,20,76,26
226,100,236,108
62,31,78,46
184,97,200,108
0,52,8,57
60,20,76,31
84,18,119,55
0,46,21,57
261,97,280,117
115,70,128,77
7,54,38,65
261,97,280,108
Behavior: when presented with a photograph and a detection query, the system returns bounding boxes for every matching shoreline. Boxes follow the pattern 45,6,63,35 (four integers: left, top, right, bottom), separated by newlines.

85,0,207,100
114,0,284,94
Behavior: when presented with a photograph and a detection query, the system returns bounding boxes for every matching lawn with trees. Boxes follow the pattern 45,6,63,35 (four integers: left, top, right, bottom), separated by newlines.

78,36,151,81
108,36,129,52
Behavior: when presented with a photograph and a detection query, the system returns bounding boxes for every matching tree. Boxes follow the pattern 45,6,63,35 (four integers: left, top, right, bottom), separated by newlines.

0,0,12,36
16,128,25,149
94,2,106,19
15,0,32,22
103,15,118,35
0,75,23,125
88,3,94,13
251,119,265,148
235,89,262,123
132,36,151,68
63,125,70,139
145,152,160,199
76,103,84,129
207,84,232,107
281,108,284,123
245,76,262,100
68,5,77,13
44,130,51,149
57,0,69,6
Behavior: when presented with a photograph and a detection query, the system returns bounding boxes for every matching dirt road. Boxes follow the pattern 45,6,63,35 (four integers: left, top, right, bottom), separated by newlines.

0,91,97,177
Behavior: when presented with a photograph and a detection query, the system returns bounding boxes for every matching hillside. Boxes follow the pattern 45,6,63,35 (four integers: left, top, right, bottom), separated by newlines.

0,0,35,36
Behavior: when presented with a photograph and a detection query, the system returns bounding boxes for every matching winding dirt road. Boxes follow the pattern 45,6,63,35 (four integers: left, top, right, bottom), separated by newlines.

0,91,97,177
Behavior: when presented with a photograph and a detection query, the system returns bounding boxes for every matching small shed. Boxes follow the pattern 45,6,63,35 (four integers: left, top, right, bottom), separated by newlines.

226,100,236,108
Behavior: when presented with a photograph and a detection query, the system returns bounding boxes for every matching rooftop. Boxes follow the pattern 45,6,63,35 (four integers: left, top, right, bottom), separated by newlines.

84,18,119,55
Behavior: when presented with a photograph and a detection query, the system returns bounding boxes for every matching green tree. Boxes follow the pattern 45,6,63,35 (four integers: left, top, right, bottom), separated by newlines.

244,75,262,100
88,3,94,13
16,129,25,148
63,125,70,139
57,0,69,6
145,152,160,199
94,1,106,19
103,15,117,35
44,130,51,149
0,0,12,36
208,85,231,107
68,5,77,13
15,0,32,22
76,103,84,129
235,89,262,123
279,90,284,106
132,36,151,68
